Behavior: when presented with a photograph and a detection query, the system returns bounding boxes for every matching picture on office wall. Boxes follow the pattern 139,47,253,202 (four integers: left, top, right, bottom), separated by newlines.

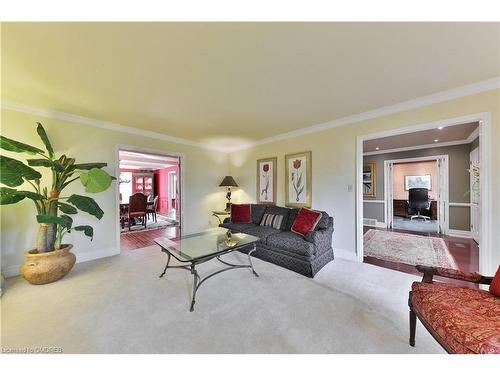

257,157,277,204
285,151,311,208
405,175,431,190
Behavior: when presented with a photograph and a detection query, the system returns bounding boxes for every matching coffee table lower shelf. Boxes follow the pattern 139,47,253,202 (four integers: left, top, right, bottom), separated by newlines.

158,244,258,312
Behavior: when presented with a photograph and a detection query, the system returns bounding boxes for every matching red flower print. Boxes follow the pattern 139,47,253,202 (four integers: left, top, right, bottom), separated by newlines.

263,163,269,172
293,159,301,169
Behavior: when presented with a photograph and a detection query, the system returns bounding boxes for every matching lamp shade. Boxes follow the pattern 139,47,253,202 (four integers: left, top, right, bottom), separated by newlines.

219,176,238,187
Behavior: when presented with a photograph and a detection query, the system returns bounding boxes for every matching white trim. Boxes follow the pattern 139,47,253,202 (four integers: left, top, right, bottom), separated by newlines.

333,248,358,262
363,139,473,156
2,247,119,278
356,112,493,275
449,202,471,207
227,77,499,152
1,100,221,152
3,77,499,154
448,230,473,239
363,200,385,204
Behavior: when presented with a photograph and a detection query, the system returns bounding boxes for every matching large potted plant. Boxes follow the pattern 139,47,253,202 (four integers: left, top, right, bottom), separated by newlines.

0,122,114,284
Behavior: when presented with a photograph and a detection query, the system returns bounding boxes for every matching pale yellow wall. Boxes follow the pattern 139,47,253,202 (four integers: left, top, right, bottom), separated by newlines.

1,109,229,273
228,89,500,272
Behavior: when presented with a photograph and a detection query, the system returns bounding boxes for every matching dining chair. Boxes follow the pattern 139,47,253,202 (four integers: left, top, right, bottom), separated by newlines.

122,193,148,231
147,196,159,223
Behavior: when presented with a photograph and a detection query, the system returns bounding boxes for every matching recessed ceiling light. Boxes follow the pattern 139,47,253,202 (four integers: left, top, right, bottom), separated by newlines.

438,126,444,130
434,139,439,142
375,147,380,150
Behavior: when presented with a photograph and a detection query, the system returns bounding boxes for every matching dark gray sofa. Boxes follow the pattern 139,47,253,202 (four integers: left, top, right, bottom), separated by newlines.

220,204,334,277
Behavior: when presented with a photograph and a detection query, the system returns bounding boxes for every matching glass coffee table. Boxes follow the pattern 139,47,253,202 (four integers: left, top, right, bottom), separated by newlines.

155,227,260,312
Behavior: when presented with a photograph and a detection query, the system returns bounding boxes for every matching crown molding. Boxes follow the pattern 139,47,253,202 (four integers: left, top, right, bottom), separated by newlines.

0,100,222,152
2,77,499,154
363,139,475,156
225,77,500,153
466,126,480,143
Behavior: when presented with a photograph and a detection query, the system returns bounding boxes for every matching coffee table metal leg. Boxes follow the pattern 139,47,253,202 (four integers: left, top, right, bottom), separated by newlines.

247,244,259,277
190,264,200,312
159,252,171,278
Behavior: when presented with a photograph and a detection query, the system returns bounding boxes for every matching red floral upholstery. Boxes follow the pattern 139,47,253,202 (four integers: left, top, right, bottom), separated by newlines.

411,282,500,354
490,266,500,297
291,208,322,237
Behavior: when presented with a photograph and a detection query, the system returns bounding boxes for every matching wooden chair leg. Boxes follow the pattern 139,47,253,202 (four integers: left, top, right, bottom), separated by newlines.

128,216,131,231
409,309,416,347
144,215,147,228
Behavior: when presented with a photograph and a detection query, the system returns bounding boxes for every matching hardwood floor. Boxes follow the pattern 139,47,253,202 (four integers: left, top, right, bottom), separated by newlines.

363,226,479,284
120,226,180,251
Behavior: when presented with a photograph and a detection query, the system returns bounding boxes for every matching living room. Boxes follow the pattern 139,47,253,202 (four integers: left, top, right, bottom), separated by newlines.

1,3,500,372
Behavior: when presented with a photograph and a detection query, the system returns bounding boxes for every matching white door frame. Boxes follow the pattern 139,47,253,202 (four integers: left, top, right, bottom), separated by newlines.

382,155,449,233
356,112,493,275
115,145,186,252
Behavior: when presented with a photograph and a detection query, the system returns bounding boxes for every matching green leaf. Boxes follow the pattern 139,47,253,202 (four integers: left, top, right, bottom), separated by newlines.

27,158,54,167
0,187,26,205
36,123,54,158
36,215,66,225
67,194,104,219
74,163,107,170
0,135,45,155
59,214,73,229
19,190,46,201
58,202,78,214
73,225,94,240
0,155,42,187
80,168,112,193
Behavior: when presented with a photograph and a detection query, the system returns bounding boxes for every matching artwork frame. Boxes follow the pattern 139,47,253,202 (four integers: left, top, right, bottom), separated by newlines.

285,151,312,208
363,163,376,198
405,174,432,190
257,157,277,204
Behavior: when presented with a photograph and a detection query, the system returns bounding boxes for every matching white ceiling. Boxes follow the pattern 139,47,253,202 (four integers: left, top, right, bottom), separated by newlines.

363,121,479,153
119,150,179,170
2,22,499,150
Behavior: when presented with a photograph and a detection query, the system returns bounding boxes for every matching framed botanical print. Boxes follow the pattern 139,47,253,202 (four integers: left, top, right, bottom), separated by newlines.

285,151,311,208
363,163,376,197
257,157,277,204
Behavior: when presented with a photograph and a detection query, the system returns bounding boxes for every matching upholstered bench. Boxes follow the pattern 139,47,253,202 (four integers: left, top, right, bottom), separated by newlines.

409,265,500,354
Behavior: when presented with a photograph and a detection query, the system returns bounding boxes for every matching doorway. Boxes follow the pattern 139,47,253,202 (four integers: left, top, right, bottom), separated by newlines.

357,116,490,275
117,148,182,251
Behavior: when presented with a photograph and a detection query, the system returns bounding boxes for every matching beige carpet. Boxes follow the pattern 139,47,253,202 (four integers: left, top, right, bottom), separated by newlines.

364,229,458,269
1,246,443,353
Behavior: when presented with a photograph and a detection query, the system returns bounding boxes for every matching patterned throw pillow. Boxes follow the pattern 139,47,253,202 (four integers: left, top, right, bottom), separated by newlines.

260,213,284,229
489,265,500,298
291,208,322,237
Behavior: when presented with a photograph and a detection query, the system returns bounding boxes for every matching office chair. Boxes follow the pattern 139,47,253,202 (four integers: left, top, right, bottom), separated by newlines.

408,188,431,221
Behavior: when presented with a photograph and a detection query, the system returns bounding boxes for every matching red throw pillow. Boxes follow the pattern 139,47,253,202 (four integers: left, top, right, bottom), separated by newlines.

291,208,322,237
231,204,251,223
489,265,500,297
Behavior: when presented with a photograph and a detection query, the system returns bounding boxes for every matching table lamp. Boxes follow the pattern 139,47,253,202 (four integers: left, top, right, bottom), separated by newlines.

219,176,238,211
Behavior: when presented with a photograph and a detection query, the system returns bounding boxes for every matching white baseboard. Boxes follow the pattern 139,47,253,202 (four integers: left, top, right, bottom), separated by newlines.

2,247,120,278
334,248,359,262
447,229,473,239
363,218,386,229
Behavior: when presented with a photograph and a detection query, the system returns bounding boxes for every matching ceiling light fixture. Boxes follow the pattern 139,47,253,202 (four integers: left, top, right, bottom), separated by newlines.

438,126,444,130
375,147,380,150
434,139,439,142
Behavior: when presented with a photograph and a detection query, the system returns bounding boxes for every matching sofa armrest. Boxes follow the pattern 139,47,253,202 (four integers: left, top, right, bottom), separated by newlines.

305,217,333,250
416,265,493,285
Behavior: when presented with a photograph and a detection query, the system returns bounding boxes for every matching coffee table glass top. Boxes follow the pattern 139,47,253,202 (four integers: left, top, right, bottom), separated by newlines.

154,227,259,262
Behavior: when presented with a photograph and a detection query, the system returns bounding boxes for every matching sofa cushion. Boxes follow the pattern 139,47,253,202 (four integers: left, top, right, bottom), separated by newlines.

251,204,268,224
240,226,281,244
219,222,257,232
263,205,290,230
231,204,251,223
291,208,322,237
411,281,500,354
315,211,330,230
489,265,500,297
285,208,300,231
267,231,315,257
